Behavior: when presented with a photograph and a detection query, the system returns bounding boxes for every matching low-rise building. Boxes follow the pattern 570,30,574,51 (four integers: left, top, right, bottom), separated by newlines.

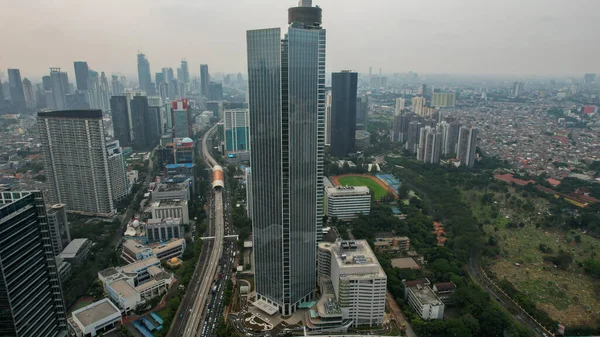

55,257,72,281
121,238,186,264
98,256,173,314
325,186,371,220
146,218,183,243
432,282,457,305
149,199,189,224
67,298,122,337
373,236,410,253
58,238,91,264
403,278,445,320
317,240,387,327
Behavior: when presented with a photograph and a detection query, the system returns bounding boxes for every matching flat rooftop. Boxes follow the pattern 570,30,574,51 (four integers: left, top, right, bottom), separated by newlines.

326,186,370,196
120,256,160,274
152,199,187,207
391,257,420,269
73,298,120,327
110,279,138,299
151,239,185,254
252,299,279,315
60,238,89,259
409,284,442,305
319,240,386,278
122,239,151,255
156,183,188,192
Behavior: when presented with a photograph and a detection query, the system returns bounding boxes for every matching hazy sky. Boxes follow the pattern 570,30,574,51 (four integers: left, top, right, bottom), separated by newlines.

1,0,598,81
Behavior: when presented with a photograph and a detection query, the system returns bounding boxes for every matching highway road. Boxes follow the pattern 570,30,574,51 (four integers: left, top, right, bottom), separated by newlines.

182,123,225,337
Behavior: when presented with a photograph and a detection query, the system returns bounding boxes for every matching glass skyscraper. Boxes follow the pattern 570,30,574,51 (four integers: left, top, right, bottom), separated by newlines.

247,0,325,315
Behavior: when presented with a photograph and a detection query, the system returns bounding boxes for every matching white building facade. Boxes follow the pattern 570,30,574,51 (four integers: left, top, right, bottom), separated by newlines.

325,186,371,220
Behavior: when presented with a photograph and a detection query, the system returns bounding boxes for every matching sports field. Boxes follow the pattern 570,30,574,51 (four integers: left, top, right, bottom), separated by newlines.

333,175,389,200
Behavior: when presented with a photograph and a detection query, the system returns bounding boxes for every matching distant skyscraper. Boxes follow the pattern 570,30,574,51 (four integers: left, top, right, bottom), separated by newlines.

412,96,425,116
247,0,325,315
208,82,223,101
155,72,165,84
392,113,413,143
22,77,36,108
430,92,456,107
417,126,442,164
395,98,405,115
223,108,249,152
583,73,596,84
200,64,210,98
440,121,460,156
180,60,189,83
49,68,69,110
0,190,68,337
457,126,478,168
38,110,117,216
171,99,191,138
130,96,153,149
330,71,357,157
512,81,523,97
7,68,26,111
356,96,368,130
73,61,89,91
111,75,124,95
148,96,163,140
110,96,131,145
406,121,422,154
137,52,152,92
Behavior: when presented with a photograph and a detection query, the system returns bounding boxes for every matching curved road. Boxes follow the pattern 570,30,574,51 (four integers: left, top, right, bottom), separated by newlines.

182,123,225,337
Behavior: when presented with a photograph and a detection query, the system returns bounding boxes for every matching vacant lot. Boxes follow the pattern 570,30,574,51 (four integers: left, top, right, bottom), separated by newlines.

332,175,388,200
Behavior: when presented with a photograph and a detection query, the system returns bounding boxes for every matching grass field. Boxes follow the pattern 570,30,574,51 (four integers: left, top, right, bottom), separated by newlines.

337,176,387,200
470,188,600,327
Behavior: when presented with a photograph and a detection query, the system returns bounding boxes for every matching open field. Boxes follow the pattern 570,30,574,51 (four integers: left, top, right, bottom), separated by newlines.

472,188,600,327
331,174,390,200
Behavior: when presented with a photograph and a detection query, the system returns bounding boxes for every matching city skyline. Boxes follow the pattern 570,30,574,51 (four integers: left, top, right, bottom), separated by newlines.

1,0,599,79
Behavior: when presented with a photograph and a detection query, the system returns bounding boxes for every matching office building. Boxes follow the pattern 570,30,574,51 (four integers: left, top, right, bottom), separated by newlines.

152,181,190,201
330,71,357,158
171,99,191,138
110,96,131,145
149,199,189,224
324,91,332,146
111,75,124,96
47,203,71,256
0,190,67,337
130,96,153,149
174,139,195,164
38,110,116,216
412,96,425,116
67,298,122,337
317,240,387,327
200,64,210,98
106,140,129,202
356,96,368,130
403,279,445,320
512,81,523,97
224,108,250,153
457,126,478,168
146,218,183,243
245,167,253,220
73,61,89,91
137,53,152,93
49,68,70,110
87,71,110,112
208,82,223,101
7,68,26,111
22,77,36,109
430,93,456,107
325,186,370,220
395,98,405,115
247,0,325,315
147,96,163,139
405,121,422,154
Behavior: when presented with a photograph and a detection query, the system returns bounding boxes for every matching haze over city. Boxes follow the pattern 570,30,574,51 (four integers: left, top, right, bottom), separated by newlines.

1,0,599,79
